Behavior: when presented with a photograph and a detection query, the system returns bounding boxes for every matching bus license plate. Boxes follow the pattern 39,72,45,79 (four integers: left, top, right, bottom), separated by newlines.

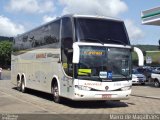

102,94,111,98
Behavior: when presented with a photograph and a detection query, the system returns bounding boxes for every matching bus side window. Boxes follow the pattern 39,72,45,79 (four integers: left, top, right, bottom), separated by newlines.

61,17,73,77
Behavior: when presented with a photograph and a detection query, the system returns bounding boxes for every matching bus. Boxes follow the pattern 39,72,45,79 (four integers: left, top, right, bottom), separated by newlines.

11,14,144,103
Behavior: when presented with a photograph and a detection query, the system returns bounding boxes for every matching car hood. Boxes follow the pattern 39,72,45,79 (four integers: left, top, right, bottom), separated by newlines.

132,74,145,78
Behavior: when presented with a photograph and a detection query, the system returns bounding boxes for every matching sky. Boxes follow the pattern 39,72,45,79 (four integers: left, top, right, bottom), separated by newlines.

0,0,160,45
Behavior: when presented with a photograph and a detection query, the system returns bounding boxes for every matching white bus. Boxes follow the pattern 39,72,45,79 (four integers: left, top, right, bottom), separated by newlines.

11,14,144,103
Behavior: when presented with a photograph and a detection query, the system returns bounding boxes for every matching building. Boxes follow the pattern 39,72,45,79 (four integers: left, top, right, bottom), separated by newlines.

141,6,160,26
141,6,160,65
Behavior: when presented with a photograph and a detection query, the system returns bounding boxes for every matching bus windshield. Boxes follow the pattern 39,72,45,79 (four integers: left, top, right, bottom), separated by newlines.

75,18,130,45
77,46,131,81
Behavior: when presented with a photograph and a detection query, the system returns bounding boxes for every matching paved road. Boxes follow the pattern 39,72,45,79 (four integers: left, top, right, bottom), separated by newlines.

0,80,160,115
0,70,10,80
132,84,160,99
1,71,160,120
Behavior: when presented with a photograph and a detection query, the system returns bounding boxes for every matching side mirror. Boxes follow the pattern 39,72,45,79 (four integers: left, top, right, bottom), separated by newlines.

133,47,144,66
72,43,80,63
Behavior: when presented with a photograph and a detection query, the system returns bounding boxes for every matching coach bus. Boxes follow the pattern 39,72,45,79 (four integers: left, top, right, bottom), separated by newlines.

11,14,144,103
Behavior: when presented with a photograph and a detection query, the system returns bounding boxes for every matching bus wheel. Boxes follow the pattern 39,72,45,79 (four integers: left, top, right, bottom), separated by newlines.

154,80,160,87
141,83,145,85
52,83,60,103
21,79,26,93
17,79,21,91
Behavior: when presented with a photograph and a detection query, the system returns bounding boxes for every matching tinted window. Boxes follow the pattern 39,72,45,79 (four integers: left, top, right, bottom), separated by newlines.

45,20,60,48
75,18,130,45
14,20,60,50
61,17,73,77
61,17,73,49
32,20,60,48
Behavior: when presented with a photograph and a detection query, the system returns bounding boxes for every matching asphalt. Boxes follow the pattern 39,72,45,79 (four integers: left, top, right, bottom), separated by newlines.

131,84,160,99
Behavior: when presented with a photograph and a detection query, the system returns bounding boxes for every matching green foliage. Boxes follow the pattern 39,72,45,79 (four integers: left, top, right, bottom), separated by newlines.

132,49,160,66
134,45,159,51
132,45,160,66
0,41,12,68
145,52,160,66
132,52,138,66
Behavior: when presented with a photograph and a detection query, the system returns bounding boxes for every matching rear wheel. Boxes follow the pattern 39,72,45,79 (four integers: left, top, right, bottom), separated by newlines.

52,83,61,103
17,79,21,91
154,80,160,87
21,79,26,93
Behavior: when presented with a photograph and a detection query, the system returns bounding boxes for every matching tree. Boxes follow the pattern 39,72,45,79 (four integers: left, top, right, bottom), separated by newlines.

159,39,160,50
0,41,12,68
142,51,146,56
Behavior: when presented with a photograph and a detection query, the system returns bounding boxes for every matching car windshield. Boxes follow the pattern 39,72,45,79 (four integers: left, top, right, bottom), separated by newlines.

132,69,140,74
77,46,132,81
75,18,130,45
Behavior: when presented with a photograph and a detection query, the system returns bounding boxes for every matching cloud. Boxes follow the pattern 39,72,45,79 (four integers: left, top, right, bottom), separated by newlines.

43,15,56,23
124,19,144,40
6,0,54,14
59,0,128,17
58,0,144,41
0,15,25,37
4,0,144,42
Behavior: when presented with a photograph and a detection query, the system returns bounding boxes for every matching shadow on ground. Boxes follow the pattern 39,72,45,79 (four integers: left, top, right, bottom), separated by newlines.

12,87,129,109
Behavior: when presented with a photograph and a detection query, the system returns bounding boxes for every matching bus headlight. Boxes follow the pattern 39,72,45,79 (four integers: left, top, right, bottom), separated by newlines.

75,85,91,91
121,86,131,91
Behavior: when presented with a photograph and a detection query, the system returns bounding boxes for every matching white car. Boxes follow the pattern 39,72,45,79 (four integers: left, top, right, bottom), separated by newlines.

152,67,160,73
132,69,146,85
151,73,160,87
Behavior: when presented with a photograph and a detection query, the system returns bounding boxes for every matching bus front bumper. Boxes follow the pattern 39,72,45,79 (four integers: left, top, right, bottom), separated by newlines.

72,89,131,101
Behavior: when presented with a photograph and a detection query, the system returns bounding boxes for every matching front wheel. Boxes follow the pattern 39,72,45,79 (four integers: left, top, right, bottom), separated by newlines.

141,83,145,85
154,80,160,87
52,83,61,103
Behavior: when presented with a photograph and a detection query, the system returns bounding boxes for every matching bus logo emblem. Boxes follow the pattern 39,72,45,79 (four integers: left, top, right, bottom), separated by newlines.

105,86,109,91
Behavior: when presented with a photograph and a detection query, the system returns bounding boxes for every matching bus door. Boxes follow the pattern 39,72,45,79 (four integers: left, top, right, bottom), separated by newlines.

61,17,74,96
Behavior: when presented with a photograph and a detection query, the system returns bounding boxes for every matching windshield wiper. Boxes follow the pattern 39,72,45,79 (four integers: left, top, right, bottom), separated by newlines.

81,38,104,45
119,73,130,80
106,38,127,46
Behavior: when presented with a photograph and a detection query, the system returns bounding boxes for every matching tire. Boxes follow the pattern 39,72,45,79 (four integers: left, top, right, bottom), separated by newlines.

141,83,145,85
52,83,61,103
17,79,21,91
21,79,26,93
154,80,160,87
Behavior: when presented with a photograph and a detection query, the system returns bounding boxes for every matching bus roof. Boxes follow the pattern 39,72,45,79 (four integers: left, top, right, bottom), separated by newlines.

62,14,122,22
15,14,123,37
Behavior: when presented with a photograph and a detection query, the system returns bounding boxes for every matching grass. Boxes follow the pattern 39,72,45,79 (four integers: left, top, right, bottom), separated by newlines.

134,45,159,51
132,45,160,66
145,52,160,66
132,50,160,66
